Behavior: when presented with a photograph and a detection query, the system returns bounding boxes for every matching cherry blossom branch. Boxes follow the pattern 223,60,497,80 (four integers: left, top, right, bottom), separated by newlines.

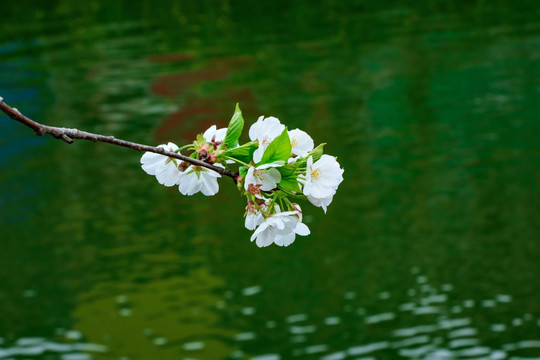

0,97,238,181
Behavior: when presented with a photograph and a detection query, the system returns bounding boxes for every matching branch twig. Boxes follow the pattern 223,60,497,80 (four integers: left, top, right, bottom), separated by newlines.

0,97,238,181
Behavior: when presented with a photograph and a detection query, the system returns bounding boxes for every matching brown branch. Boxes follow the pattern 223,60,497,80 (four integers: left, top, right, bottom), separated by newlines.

0,97,238,181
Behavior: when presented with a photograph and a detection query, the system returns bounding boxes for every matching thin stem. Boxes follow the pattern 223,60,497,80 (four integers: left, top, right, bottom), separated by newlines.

268,196,277,216
282,196,293,212
0,97,238,181
226,140,257,151
177,144,194,153
224,155,250,167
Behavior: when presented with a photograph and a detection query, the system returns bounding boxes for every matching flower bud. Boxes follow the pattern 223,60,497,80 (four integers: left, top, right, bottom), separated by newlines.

247,183,262,195
211,135,222,148
178,161,189,172
291,203,303,221
198,143,210,161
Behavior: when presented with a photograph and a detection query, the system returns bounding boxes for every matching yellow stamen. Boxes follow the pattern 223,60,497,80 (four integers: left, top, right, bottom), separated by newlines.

291,138,298,147
311,168,322,180
254,169,264,180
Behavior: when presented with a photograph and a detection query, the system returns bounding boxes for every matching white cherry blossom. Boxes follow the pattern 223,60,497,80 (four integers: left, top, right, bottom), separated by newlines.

203,124,235,164
178,164,223,196
244,200,270,230
140,142,181,187
274,220,310,247
250,210,310,248
307,192,335,213
244,162,284,192
288,128,314,157
249,116,285,163
245,207,264,230
301,155,344,199
203,125,227,143
274,205,310,246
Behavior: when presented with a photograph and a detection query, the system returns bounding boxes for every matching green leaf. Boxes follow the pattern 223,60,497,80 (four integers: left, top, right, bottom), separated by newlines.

307,143,326,162
258,128,292,165
223,103,244,148
239,166,248,177
284,192,308,200
225,142,257,164
278,162,299,177
196,133,205,144
278,175,302,194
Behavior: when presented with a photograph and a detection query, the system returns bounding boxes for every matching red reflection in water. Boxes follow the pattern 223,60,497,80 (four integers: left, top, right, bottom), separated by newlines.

148,55,258,143
147,53,196,63
151,69,230,98
156,89,258,143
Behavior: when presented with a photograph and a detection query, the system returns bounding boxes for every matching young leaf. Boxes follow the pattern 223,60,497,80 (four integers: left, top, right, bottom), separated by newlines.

239,166,248,177
196,133,205,144
225,142,257,164
307,143,326,162
258,128,291,165
278,175,302,194
277,162,299,177
223,103,244,148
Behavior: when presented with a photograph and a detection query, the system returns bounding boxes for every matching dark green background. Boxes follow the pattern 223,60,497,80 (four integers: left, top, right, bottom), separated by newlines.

1,1,539,359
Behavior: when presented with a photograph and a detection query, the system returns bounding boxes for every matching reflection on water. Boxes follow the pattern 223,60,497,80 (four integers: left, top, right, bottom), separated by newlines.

4,269,535,359
1,1,540,359
73,266,235,359
214,270,540,359
0,330,106,359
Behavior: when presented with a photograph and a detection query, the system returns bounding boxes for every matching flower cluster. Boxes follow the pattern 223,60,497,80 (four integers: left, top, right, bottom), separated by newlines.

141,104,344,247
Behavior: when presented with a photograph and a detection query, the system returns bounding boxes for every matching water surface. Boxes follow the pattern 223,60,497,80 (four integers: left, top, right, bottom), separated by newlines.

1,1,539,359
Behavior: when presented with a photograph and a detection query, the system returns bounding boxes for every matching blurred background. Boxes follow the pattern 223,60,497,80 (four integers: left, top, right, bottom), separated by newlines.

1,1,539,359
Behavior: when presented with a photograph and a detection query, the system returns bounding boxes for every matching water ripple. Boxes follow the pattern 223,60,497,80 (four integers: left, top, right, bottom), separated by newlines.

0,336,107,359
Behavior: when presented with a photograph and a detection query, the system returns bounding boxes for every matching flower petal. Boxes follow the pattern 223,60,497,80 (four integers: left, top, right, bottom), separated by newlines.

245,211,263,230
140,152,166,175
199,173,219,196
141,161,161,176
261,117,285,139
258,161,285,169
166,142,179,152
252,147,265,164
305,156,314,181
202,164,223,178
214,128,227,142
141,143,179,179
274,218,286,230
140,151,165,164
259,168,281,191
244,167,256,190
302,179,314,196
249,116,285,163
307,193,334,213
309,181,335,199
202,125,217,142
256,228,276,247
155,162,180,187
251,222,268,241
274,232,296,247
294,222,310,236
179,171,200,195
203,125,228,143
249,116,265,141
289,129,314,157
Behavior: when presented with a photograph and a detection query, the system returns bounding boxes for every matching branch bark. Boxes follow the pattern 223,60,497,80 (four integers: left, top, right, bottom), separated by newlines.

0,97,238,181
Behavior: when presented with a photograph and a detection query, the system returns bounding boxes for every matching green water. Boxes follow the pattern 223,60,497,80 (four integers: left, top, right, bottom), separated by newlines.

1,1,540,359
